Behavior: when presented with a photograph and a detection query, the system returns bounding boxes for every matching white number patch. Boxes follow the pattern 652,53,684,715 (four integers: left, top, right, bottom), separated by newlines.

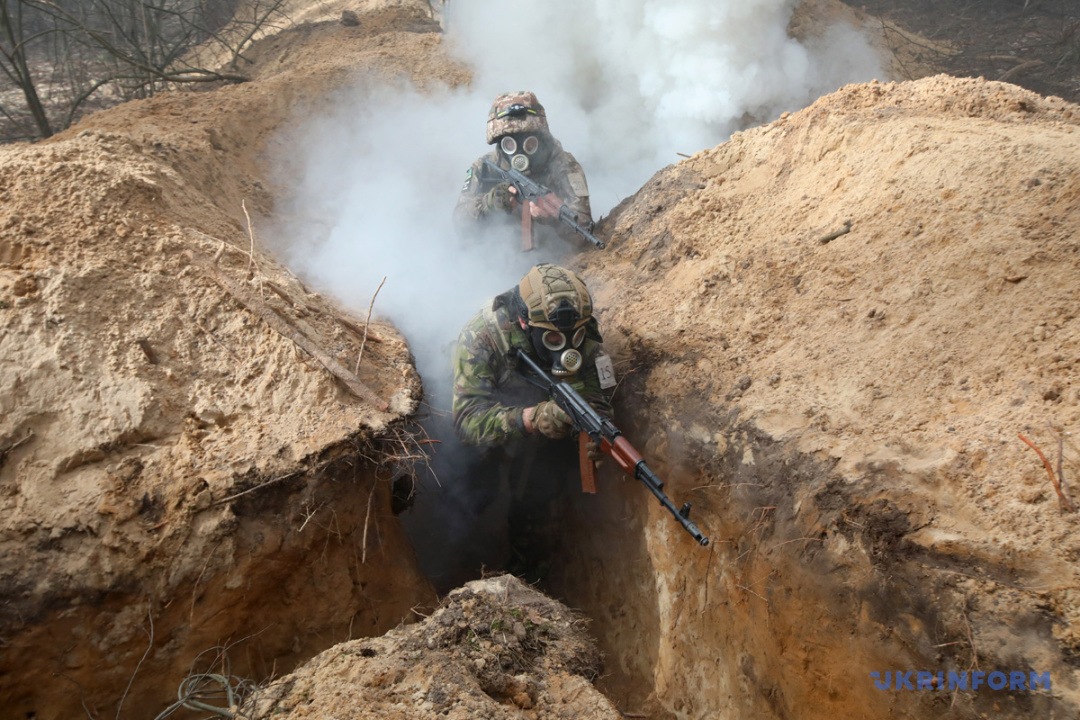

567,171,589,197
595,353,616,389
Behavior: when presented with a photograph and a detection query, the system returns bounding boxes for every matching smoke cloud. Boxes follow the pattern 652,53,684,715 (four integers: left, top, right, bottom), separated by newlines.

444,0,885,208
274,0,885,391
269,81,508,399
270,0,886,587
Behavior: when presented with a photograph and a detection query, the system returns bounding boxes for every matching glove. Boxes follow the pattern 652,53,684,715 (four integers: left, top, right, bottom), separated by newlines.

483,182,515,214
532,401,572,440
585,439,604,470
530,192,562,220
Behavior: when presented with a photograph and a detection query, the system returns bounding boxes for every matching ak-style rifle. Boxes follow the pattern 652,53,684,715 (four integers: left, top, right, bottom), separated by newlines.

512,348,709,546
482,158,605,251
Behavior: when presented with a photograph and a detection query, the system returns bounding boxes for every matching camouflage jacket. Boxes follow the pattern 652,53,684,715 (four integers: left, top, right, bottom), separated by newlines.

452,299,613,447
452,140,593,249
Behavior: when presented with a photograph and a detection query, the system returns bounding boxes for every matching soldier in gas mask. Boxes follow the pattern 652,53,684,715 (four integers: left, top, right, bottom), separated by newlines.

453,92,595,252
450,264,615,580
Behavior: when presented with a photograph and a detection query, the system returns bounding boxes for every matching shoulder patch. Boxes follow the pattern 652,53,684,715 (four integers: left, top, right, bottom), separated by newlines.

462,167,474,192
481,304,512,356
567,171,589,198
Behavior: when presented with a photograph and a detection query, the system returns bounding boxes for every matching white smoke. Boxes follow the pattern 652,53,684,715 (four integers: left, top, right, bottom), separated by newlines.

269,0,886,587
269,81,513,399
444,0,885,207
273,0,885,399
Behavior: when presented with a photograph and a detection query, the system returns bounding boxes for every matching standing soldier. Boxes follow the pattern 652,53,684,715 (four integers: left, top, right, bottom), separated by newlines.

454,92,596,253
451,264,616,579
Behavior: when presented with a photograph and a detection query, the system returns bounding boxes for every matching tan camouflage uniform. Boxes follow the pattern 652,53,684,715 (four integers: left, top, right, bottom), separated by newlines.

453,143,593,247
453,90,593,250
451,298,612,447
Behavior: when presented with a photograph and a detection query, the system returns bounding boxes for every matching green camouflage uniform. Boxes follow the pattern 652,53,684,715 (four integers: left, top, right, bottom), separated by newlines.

452,297,612,447
452,142,594,250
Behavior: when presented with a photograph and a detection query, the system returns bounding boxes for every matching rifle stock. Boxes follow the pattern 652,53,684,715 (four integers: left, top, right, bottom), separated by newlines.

512,349,709,546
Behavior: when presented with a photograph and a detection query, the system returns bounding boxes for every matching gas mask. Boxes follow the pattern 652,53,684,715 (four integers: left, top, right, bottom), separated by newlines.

526,298,586,377
498,133,544,174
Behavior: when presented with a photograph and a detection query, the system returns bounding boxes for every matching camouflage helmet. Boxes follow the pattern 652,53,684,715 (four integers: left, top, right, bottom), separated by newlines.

486,91,549,145
517,264,592,332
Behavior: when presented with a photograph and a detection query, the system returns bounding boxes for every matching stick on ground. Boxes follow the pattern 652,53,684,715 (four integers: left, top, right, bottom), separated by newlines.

1045,422,1071,509
818,220,852,244
1018,433,1076,513
337,315,384,344
356,276,387,375
241,199,260,279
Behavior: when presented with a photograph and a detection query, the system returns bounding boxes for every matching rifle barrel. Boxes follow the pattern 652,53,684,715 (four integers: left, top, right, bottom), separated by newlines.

635,462,710,546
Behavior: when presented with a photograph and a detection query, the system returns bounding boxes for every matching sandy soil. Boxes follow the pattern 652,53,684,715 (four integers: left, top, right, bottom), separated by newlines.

561,73,1080,719
244,575,621,719
0,2,460,717
3,0,1079,719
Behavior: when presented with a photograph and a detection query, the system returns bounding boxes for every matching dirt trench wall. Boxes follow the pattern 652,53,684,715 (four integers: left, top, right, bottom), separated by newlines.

553,75,1080,720
558,404,1069,719
0,4,459,716
1,458,430,719
0,129,435,717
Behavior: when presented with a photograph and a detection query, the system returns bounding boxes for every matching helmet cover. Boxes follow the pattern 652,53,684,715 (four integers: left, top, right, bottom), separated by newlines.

486,91,549,145
517,264,592,332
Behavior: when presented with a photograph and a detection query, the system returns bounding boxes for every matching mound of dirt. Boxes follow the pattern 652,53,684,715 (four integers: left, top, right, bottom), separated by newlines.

246,575,619,719
0,1,464,716
559,74,1080,718
8,0,1080,717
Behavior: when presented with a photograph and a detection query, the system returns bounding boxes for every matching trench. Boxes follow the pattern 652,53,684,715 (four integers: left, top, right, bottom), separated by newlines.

4,21,1077,717
395,349,1072,720
6,198,1074,720
6,346,1070,719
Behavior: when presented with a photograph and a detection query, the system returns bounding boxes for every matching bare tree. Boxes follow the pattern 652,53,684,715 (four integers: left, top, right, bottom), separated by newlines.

0,0,55,138
0,0,289,141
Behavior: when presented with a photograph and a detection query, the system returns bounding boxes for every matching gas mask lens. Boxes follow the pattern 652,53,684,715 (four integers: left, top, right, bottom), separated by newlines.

500,134,540,157
540,327,586,351
541,330,566,351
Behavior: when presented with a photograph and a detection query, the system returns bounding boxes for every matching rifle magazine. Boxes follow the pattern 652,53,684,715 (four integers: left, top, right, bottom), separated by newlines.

579,430,597,494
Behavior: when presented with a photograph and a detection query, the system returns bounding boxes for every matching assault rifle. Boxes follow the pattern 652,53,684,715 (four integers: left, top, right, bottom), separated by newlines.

511,348,709,546
481,158,606,251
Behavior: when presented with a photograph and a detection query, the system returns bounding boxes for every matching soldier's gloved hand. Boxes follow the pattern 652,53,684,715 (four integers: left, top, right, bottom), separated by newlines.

585,440,604,470
531,401,572,440
483,182,515,214
530,192,562,220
